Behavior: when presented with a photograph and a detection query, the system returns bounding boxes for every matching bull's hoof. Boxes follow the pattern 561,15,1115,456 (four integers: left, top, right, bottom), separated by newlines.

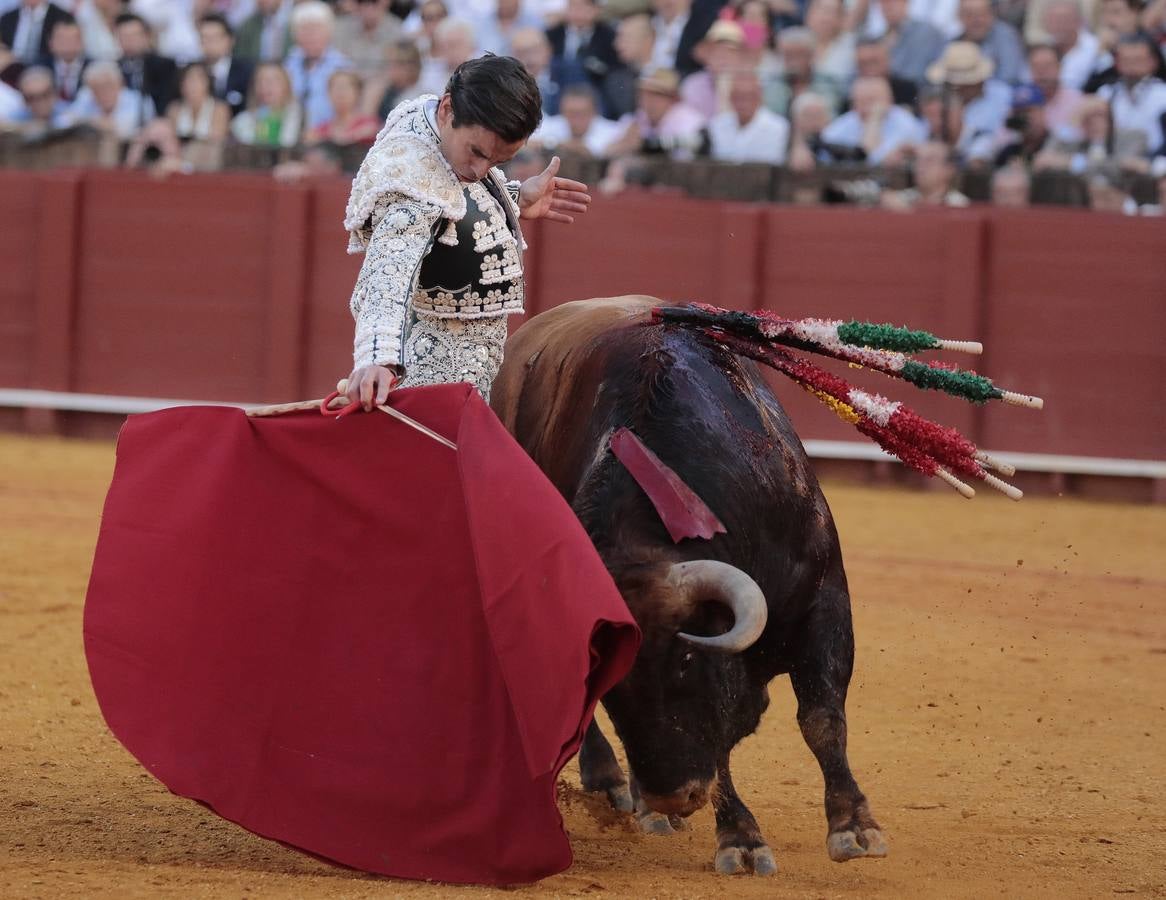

605,784,634,813
637,811,684,835
827,828,888,862
714,843,778,876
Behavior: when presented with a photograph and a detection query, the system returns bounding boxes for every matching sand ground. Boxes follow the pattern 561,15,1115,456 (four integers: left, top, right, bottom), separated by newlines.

1,434,1163,899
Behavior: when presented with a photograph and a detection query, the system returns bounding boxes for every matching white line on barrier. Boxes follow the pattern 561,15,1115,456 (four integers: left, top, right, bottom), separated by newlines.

2,388,1164,479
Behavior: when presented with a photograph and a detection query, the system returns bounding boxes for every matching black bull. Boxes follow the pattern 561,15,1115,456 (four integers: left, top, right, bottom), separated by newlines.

490,296,886,875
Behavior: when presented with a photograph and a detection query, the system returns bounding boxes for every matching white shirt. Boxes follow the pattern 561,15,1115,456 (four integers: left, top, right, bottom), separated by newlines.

74,0,121,61
709,107,790,165
0,78,23,121
866,0,960,40
131,0,201,64
1058,30,1102,91
532,113,623,157
12,1,49,62
821,104,926,164
1099,78,1166,156
650,12,689,73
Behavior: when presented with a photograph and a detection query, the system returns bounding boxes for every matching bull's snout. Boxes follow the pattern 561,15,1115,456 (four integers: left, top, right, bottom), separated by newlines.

639,780,712,818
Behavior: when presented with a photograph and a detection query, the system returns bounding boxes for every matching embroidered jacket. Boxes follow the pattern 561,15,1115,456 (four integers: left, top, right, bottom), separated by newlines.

344,95,525,371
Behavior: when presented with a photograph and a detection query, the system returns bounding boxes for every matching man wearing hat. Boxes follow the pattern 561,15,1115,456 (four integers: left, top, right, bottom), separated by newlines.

607,67,707,159
994,82,1054,166
679,18,744,119
926,40,1012,163
955,0,1025,85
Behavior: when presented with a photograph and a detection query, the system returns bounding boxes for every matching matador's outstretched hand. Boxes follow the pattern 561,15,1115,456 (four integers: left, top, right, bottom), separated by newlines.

517,155,592,224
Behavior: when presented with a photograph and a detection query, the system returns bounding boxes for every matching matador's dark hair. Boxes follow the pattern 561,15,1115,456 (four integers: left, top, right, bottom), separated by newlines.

446,54,543,143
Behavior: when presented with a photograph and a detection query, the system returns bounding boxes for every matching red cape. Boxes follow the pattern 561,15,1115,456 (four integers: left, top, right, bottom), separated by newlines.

83,383,640,885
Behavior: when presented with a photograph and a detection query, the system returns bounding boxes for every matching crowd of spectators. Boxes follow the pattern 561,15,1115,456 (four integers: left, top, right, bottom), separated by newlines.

1,0,1165,212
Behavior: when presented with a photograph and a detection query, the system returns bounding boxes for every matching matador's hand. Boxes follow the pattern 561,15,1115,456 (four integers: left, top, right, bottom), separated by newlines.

517,155,592,224
346,364,401,411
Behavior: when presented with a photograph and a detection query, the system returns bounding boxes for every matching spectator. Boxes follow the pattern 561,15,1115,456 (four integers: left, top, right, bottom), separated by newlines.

859,0,961,41
74,0,124,62
509,26,558,112
865,0,947,84
681,19,744,119
475,0,543,57
115,12,178,124
124,115,196,175
919,82,966,146
1025,0,1102,44
370,37,424,119
8,64,68,131
0,68,24,121
530,81,622,155
1097,34,1166,155
418,16,477,95
62,58,156,139
305,68,378,145
1042,0,1104,89
199,14,252,117
547,0,620,97
882,140,971,208
926,41,1013,163
787,89,866,169
1027,43,1084,132
648,0,723,77
1037,92,1150,172
607,68,706,160
822,74,925,163
0,0,73,64
334,0,401,82
1086,169,1135,210
854,35,917,108
1084,0,1166,91
167,62,230,142
764,26,843,117
991,161,1030,205
708,67,790,164
806,0,856,84
284,1,351,131
41,17,88,103
956,0,1025,85
234,0,293,63
230,59,302,146
602,12,654,119
407,0,447,59
130,0,201,64
994,83,1055,166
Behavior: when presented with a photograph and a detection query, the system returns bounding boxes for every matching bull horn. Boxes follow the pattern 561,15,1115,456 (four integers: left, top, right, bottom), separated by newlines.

666,561,767,653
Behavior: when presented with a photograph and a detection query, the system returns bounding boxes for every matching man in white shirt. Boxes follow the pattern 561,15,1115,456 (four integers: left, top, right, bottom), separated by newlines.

1098,34,1166,156
1041,0,1103,89
821,75,925,164
531,82,623,156
926,41,1012,163
649,0,689,73
709,68,790,164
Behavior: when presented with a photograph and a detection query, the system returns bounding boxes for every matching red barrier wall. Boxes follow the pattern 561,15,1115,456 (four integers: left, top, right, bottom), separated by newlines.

2,170,1163,463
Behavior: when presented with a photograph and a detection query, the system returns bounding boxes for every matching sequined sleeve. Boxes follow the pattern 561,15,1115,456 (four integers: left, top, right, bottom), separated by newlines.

350,194,440,370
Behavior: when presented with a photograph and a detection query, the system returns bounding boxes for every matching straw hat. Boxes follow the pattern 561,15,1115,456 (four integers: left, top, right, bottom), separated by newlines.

701,19,745,47
926,41,995,85
638,68,681,97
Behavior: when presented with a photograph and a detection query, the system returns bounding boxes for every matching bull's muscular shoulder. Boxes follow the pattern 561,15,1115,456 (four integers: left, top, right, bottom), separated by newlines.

492,296,660,430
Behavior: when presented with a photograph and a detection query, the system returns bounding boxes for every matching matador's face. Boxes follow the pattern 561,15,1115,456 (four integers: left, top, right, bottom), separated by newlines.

435,94,526,183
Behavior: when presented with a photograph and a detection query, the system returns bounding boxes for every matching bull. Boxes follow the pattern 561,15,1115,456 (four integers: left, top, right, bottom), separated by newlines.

490,296,887,875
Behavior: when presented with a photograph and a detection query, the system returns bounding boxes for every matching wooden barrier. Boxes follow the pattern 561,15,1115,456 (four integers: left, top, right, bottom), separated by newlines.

1,169,1162,479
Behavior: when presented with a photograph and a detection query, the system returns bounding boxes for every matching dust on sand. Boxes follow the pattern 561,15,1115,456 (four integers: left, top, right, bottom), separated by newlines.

1,435,1163,899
